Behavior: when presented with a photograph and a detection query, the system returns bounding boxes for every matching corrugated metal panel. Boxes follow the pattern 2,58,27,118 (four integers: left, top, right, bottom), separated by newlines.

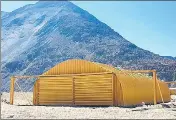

37,77,73,105
43,59,108,75
74,73,113,105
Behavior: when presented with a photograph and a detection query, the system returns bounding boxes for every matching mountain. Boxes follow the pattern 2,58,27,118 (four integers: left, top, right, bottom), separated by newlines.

162,56,176,61
1,1,176,91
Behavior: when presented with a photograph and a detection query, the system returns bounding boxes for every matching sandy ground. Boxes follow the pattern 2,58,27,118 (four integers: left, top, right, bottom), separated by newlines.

1,92,176,119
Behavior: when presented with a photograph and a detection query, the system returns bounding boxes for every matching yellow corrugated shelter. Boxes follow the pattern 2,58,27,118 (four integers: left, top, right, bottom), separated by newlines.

33,59,170,106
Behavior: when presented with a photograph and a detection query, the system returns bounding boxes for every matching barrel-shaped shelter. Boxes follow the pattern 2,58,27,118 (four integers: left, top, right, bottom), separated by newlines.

33,59,170,106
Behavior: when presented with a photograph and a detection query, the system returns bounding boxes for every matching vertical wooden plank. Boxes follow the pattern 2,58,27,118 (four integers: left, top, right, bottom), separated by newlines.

10,76,15,105
153,71,157,105
72,77,75,105
33,80,39,105
33,82,36,105
36,80,39,105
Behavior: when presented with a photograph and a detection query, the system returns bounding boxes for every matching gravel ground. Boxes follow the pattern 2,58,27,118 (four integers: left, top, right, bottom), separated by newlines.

1,92,176,119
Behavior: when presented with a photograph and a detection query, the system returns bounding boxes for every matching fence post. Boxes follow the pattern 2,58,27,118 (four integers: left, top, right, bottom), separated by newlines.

153,71,157,105
10,76,15,105
33,82,36,105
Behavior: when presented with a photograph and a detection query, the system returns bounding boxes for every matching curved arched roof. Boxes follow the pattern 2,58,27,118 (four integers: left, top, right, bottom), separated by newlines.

43,59,152,80
43,59,111,75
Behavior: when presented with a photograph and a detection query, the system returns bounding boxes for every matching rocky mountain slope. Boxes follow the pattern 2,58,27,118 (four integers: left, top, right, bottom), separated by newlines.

1,1,176,91
162,56,176,61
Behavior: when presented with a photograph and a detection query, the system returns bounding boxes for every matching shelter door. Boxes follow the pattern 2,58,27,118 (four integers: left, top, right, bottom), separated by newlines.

37,77,73,105
74,73,113,105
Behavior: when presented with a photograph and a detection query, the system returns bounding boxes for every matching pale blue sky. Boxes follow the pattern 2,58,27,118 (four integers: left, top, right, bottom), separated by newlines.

1,1,176,57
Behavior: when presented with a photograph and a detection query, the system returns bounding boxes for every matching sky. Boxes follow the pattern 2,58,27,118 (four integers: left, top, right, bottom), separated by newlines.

1,1,176,57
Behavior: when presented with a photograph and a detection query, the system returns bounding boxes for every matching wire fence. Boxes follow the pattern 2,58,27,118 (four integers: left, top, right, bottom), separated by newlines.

13,77,37,105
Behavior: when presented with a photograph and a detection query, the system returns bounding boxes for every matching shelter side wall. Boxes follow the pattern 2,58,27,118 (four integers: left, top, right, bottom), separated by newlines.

116,73,170,106
156,81,170,102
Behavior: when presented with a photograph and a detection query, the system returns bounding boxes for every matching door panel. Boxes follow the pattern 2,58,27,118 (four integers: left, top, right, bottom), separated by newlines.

37,77,73,105
74,74,113,105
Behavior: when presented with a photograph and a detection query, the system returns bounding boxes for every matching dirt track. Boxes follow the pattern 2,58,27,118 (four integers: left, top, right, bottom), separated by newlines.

1,92,176,119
